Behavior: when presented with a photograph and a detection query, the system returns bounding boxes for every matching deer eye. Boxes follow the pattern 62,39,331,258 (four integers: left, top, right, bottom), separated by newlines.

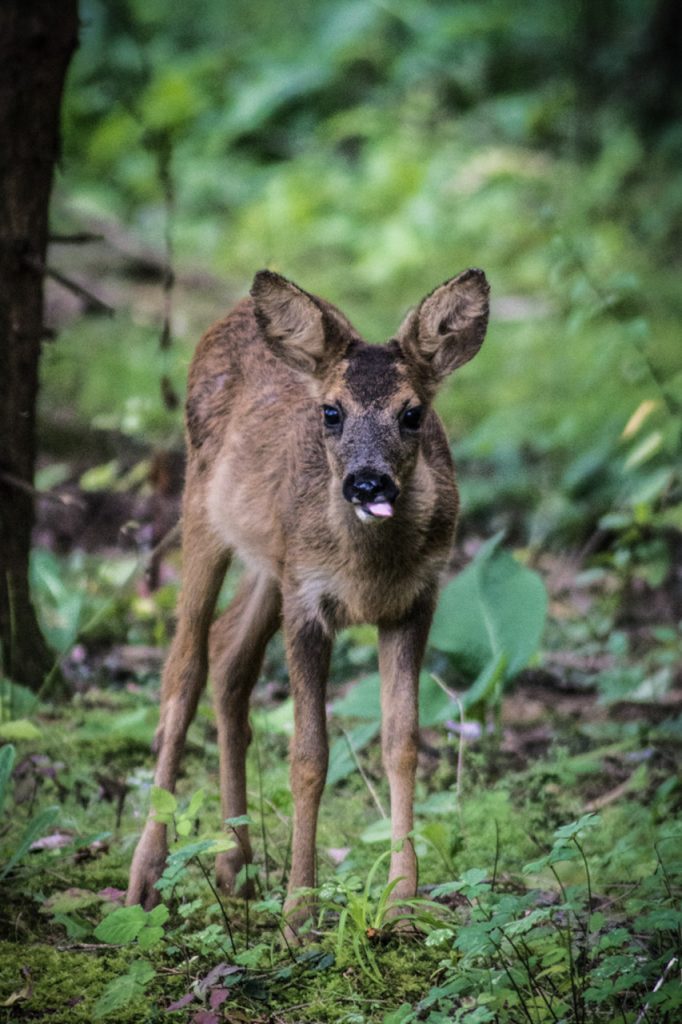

401,406,423,430
322,405,342,428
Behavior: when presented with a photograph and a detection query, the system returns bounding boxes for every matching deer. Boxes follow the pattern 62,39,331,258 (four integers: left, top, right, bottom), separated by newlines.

126,267,490,936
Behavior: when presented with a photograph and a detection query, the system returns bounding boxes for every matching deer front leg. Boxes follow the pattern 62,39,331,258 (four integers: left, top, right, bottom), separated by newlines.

282,614,332,938
378,592,435,915
210,571,281,896
127,518,229,909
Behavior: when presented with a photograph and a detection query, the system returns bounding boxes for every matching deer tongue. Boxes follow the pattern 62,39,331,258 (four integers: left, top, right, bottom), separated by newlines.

365,501,394,518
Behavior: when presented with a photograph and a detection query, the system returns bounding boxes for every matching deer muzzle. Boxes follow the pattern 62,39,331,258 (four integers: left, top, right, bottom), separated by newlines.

342,470,399,521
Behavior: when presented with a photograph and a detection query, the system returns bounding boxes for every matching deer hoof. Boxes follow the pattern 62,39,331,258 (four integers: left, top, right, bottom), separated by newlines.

215,850,255,899
127,829,168,909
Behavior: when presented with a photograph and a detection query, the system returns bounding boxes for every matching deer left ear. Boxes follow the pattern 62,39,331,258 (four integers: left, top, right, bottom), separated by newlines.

251,270,347,377
397,269,490,383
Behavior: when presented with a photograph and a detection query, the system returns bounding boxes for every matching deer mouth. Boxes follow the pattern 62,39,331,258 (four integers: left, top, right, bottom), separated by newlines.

353,499,395,522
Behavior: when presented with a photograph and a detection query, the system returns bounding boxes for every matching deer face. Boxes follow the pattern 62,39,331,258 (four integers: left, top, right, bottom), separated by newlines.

319,344,425,521
250,268,490,522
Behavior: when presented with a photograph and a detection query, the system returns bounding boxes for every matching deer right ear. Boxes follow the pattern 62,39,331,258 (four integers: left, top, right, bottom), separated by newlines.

397,268,490,387
251,270,345,376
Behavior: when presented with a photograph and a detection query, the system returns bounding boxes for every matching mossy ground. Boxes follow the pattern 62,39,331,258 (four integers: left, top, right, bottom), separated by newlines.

2,623,681,1024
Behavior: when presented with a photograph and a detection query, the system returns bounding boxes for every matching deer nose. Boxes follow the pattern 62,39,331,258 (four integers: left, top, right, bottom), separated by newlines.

342,471,399,506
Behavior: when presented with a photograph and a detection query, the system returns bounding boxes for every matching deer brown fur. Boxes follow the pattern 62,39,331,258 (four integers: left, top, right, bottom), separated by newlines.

127,268,490,934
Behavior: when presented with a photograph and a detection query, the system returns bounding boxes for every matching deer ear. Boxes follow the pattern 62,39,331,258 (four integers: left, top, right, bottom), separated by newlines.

397,269,490,384
251,270,345,376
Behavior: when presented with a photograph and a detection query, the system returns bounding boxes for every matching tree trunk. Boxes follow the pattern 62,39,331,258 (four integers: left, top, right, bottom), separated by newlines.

0,2,78,692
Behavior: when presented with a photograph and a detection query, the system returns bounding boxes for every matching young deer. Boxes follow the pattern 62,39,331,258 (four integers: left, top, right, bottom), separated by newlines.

127,268,490,932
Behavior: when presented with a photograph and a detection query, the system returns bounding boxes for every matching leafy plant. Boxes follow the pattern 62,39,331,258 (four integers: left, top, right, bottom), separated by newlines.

317,846,439,984
429,533,547,716
399,815,682,1023
92,959,156,1020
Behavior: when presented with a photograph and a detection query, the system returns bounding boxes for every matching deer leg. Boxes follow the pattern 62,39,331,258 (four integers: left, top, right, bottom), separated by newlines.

210,571,281,896
378,592,435,916
282,615,332,937
127,515,229,909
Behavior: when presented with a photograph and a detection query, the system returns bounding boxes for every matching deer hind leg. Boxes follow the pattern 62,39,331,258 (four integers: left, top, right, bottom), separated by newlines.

378,593,435,920
210,571,281,896
127,512,230,910
282,614,332,938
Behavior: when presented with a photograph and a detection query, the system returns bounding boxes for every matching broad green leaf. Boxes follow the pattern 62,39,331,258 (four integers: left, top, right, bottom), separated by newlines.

93,960,154,1019
94,905,147,944
140,71,206,133
147,904,169,926
461,652,507,713
359,818,393,844
42,888,101,915
553,813,600,842
430,534,547,683
332,672,381,720
0,682,39,721
137,926,164,950
150,786,177,820
418,671,453,727
326,720,380,786
429,558,492,676
0,719,41,742
225,814,253,827
52,912,92,940
207,836,237,854
186,789,206,818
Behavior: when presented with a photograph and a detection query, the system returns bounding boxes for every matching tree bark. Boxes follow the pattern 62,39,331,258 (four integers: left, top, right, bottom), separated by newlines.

0,2,79,692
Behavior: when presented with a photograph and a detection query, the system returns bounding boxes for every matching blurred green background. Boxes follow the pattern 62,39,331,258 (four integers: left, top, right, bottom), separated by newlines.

41,0,680,558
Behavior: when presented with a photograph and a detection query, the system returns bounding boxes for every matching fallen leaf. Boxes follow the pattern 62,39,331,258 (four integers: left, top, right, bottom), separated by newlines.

98,886,126,905
209,987,230,1010
30,832,73,851
168,992,195,1011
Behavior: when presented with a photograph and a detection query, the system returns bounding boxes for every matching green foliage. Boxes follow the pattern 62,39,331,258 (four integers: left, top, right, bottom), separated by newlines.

328,537,548,773
317,847,436,983
49,0,681,550
430,534,547,687
0,744,59,882
406,816,682,1023
94,903,168,948
93,959,156,1019
31,549,141,652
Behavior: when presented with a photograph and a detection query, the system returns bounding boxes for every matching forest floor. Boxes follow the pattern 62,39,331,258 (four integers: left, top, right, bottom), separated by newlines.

1,508,681,1022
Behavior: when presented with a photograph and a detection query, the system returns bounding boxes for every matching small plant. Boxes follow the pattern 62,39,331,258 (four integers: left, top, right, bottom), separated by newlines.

399,814,682,1023
92,786,240,1017
317,845,441,983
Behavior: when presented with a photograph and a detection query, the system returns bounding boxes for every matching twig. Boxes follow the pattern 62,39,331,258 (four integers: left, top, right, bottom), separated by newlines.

583,772,639,813
49,232,103,244
252,717,270,892
634,957,679,1024
0,470,86,509
144,522,181,588
55,942,112,952
23,254,115,316
340,727,387,819
430,673,465,813
194,855,237,956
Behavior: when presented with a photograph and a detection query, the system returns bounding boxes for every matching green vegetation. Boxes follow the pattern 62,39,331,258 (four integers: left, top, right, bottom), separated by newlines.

2,0,681,1020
